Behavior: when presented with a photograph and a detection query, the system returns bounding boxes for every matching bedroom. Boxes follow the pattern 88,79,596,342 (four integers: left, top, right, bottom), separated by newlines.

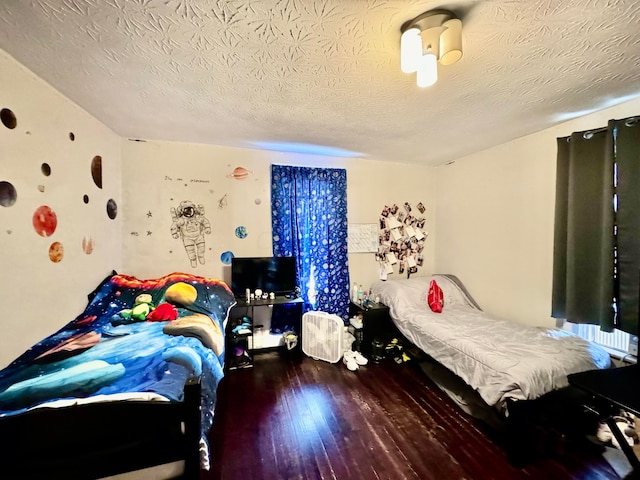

1,1,640,478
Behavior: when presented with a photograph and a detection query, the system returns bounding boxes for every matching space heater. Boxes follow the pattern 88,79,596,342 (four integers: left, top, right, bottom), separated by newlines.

301,311,345,363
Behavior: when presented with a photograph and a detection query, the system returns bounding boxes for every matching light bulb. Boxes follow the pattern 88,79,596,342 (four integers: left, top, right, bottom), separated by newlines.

440,18,463,65
400,28,422,74
416,53,437,87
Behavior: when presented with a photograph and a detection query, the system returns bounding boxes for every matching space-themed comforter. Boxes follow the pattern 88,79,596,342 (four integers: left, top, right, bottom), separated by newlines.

0,272,236,467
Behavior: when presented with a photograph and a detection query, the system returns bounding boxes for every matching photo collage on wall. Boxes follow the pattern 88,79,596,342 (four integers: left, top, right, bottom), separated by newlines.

376,202,427,278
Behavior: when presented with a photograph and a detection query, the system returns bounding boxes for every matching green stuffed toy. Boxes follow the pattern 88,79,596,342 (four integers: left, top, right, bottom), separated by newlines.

119,293,155,322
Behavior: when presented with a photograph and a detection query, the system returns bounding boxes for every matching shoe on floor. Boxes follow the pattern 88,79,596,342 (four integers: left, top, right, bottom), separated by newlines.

351,350,368,366
343,351,359,371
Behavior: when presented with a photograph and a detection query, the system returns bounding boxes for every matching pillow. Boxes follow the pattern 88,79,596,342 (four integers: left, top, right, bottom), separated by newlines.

427,280,444,313
371,275,475,312
436,275,477,308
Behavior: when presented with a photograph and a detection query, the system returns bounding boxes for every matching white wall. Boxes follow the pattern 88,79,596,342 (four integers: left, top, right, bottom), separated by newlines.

0,47,435,367
0,50,122,367
435,97,640,327
121,140,436,294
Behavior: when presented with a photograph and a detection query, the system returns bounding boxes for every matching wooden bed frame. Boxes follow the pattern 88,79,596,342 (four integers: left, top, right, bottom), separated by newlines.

0,376,202,479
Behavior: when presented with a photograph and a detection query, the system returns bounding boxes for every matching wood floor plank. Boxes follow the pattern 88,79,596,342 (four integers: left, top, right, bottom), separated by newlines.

205,352,621,480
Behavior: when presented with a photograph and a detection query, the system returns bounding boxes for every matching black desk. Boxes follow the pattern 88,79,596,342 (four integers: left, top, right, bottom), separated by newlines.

568,364,640,471
234,296,303,308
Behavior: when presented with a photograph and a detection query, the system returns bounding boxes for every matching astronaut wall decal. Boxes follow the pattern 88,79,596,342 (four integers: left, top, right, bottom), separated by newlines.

170,200,211,268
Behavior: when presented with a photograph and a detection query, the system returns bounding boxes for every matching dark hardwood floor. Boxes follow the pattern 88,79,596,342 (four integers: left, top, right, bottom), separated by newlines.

205,351,621,480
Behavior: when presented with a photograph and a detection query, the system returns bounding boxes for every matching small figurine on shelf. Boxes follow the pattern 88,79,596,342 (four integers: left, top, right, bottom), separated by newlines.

231,316,251,335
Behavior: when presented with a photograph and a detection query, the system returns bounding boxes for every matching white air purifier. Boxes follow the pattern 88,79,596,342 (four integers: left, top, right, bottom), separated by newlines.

301,311,345,363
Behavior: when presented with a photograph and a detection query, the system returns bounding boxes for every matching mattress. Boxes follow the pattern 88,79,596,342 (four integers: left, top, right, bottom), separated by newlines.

371,275,611,411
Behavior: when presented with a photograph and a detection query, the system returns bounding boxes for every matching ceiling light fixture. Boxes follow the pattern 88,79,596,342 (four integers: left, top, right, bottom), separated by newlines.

401,9,462,88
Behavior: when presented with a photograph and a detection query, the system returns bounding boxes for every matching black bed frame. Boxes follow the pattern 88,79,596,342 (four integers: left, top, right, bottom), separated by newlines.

0,376,202,479
377,312,601,468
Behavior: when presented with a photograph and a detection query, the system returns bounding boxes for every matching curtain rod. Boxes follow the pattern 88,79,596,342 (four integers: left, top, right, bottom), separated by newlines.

561,114,640,142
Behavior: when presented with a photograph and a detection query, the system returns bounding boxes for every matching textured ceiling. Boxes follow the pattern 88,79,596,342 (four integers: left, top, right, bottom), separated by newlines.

1,0,640,165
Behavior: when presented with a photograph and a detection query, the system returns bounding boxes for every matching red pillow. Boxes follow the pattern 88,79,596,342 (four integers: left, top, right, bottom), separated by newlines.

427,280,444,313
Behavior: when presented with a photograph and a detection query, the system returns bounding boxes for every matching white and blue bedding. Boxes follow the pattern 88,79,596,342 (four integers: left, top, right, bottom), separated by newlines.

0,272,236,466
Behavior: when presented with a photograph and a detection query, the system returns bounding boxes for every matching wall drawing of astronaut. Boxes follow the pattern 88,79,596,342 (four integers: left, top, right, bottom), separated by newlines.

170,200,211,268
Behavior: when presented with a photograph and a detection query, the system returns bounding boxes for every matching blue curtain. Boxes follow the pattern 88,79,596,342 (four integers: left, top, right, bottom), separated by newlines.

271,165,350,320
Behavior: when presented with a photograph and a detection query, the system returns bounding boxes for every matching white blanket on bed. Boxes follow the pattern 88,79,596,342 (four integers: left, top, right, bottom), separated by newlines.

371,275,611,411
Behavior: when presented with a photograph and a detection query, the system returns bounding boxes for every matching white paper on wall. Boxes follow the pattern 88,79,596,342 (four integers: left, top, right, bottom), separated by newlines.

405,225,417,238
386,216,402,229
348,223,378,252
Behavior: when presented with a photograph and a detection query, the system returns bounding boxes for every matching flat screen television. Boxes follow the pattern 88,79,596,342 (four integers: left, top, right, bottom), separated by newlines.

231,256,297,297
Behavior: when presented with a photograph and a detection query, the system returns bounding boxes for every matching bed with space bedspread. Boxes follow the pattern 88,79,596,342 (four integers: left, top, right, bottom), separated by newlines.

371,275,612,463
0,272,236,479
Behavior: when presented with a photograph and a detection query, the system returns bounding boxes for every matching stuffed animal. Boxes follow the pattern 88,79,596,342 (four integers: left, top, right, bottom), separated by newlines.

146,302,179,322
119,293,155,322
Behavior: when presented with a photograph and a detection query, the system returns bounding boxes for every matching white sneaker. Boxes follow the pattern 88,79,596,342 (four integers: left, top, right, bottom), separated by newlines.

352,350,368,366
343,351,358,371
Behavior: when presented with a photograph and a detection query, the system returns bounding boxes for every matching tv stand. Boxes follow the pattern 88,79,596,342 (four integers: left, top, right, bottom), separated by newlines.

225,297,303,371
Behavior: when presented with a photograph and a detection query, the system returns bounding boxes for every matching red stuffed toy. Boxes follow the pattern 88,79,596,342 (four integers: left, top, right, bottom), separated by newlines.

427,280,444,313
146,302,179,322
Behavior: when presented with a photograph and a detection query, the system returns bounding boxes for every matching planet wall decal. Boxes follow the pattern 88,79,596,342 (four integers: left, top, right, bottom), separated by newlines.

49,241,64,263
235,226,248,239
227,166,252,180
0,181,17,207
82,235,94,254
33,205,57,237
220,251,234,265
106,199,117,219
1,108,17,129
92,156,103,189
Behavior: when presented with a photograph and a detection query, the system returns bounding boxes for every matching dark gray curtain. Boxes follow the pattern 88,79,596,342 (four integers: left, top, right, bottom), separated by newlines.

552,116,640,335
615,117,640,334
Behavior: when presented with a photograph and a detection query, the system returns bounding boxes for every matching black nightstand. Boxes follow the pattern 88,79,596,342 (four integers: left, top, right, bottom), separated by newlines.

348,301,395,358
